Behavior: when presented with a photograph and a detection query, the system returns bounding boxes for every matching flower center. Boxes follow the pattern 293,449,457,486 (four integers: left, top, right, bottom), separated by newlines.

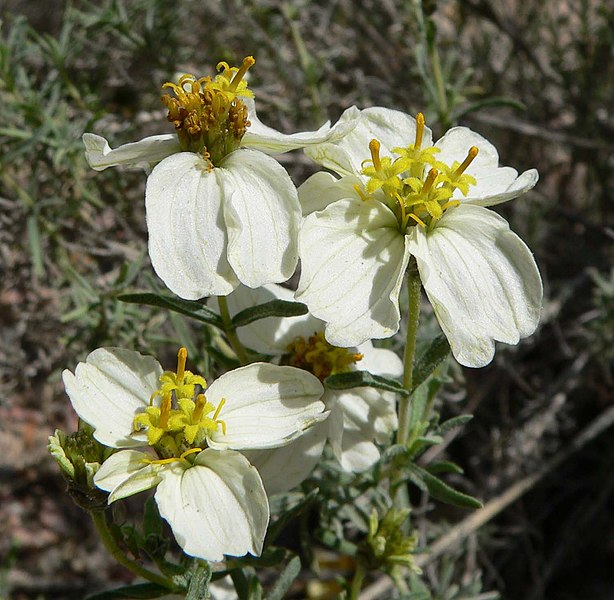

133,347,226,457
358,113,479,230
286,332,363,380
161,56,255,165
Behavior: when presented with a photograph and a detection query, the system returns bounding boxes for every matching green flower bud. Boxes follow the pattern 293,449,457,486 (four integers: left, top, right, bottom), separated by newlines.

48,423,114,511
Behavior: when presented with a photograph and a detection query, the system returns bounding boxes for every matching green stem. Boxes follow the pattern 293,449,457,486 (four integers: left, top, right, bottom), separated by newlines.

430,42,450,131
396,259,422,446
91,511,174,590
217,295,250,365
349,562,366,600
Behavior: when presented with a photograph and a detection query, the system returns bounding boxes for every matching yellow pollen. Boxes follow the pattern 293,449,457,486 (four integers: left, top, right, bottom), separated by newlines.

369,139,382,171
287,332,363,380
454,146,479,177
415,112,425,149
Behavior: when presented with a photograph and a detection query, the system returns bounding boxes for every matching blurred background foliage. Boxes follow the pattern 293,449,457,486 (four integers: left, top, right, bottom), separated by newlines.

0,0,612,598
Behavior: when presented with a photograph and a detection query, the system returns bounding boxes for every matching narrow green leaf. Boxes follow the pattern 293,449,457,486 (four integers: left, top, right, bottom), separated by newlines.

85,583,170,600
267,555,301,600
186,561,211,600
412,335,450,391
415,465,482,509
232,300,308,329
405,464,428,492
413,435,444,448
438,414,473,435
426,460,464,475
117,293,224,328
324,370,409,396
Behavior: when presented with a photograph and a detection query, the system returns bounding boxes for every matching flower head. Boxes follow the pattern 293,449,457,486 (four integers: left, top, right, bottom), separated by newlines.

217,284,401,494
82,57,357,300
62,346,325,561
297,107,543,367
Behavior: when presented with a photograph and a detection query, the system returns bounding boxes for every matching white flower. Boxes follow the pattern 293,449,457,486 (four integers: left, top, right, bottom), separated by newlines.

83,57,356,300
62,347,325,561
217,284,401,494
297,107,543,367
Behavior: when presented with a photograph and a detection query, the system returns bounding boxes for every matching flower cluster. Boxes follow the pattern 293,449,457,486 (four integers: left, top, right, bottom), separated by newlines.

297,107,543,367
63,347,325,561
83,57,355,300
53,55,544,574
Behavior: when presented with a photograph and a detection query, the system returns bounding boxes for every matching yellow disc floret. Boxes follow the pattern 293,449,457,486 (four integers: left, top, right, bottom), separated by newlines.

134,392,182,445
359,113,480,231
287,332,363,381
173,395,227,444
151,347,207,403
160,56,255,164
132,347,227,460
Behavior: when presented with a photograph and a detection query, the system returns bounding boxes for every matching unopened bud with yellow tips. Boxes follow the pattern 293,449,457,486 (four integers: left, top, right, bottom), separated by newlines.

357,507,421,574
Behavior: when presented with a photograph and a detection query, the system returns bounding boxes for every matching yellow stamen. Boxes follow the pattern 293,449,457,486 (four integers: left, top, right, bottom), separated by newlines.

192,394,207,422
159,393,172,429
393,191,407,227
354,183,370,202
408,213,427,228
143,447,203,466
422,168,438,195
180,447,202,460
454,146,479,177
441,199,461,211
229,56,255,92
213,398,226,421
369,139,382,172
176,347,187,381
415,112,425,149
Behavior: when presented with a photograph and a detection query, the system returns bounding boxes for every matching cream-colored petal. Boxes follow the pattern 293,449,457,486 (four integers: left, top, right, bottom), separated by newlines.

242,99,357,154
304,106,432,178
219,149,300,288
408,204,543,367
329,387,397,472
355,341,404,379
82,132,179,172
94,450,162,502
435,127,538,206
146,152,238,300
205,363,325,450
154,449,268,562
94,449,152,492
296,198,410,347
298,172,364,217
63,348,161,448
244,423,327,496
